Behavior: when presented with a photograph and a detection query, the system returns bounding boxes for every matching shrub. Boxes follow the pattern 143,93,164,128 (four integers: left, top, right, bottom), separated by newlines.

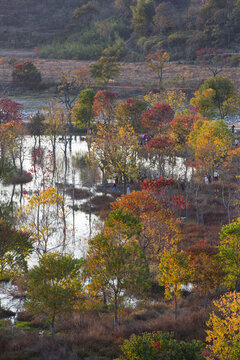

116,331,204,360
12,61,42,89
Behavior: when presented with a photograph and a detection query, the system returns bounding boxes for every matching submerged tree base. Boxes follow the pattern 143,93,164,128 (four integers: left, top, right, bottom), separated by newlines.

0,161,32,185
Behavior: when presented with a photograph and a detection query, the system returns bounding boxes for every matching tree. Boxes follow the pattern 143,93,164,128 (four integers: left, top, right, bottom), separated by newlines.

144,90,187,116
44,102,68,161
115,97,147,132
188,119,233,177
190,76,237,119
190,88,216,119
29,111,45,145
114,0,133,17
196,48,229,77
170,114,207,152
146,50,170,86
144,136,175,177
18,188,65,257
218,218,240,289
93,90,118,125
188,242,223,300
0,98,22,124
0,219,33,281
154,2,179,35
90,56,120,86
72,2,98,28
158,245,194,319
111,190,180,262
116,331,204,360
56,66,89,113
86,232,149,329
206,291,240,360
90,123,140,193
71,88,96,130
0,121,20,170
0,121,28,182
141,102,174,135
131,0,155,36
104,207,142,241
26,252,84,337
12,61,41,89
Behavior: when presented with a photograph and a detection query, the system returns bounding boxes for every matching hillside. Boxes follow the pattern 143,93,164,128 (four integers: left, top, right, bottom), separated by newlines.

0,0,240,61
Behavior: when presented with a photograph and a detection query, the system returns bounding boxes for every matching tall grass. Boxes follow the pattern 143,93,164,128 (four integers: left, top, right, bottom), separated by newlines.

39,40,109,60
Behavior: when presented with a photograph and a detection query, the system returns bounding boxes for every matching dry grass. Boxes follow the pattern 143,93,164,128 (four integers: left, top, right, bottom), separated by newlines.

80,194,115,218
0,292,212,359
66,187,90,200
1,50,240,93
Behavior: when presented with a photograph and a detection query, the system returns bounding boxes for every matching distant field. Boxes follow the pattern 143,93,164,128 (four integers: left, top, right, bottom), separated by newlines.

0,49,240,94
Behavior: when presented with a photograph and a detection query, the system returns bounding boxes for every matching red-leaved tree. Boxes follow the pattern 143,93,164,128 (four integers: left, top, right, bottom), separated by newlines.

141,103,174,135
93,90,118,125
0,98,22,124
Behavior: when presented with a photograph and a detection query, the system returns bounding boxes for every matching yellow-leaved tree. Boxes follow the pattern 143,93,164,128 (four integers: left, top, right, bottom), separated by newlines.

144,89,187,116
188,119,233,177
18,187,66,257
206,291,240,360
158,245,194,319
90,123,140,193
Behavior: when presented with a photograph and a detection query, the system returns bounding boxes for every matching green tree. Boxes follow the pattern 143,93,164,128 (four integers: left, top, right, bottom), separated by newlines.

115,97,147,132
90,56,120,86
116,331,204,360
29,111,45,144
87,232,149,329
0,219,33,280
218,218,240,289
26,252,84,338
71,88,95,131
131,0,155,36
105,207,142,240
191,76,236,119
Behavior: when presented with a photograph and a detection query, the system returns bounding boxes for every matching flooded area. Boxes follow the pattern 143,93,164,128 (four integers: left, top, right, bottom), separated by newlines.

0,136,102,262
0,135,104,314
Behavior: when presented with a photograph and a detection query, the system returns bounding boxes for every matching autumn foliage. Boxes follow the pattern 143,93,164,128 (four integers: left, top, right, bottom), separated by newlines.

93,90,118,124
0,98,22,124
12,61,42,89
141,102,174,134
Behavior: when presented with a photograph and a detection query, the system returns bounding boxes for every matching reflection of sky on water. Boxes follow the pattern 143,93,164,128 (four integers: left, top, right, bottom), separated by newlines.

0,283,24,319
0,136,101,268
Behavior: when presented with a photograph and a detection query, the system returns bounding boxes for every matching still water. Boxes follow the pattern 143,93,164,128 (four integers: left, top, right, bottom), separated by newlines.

0,136,101,262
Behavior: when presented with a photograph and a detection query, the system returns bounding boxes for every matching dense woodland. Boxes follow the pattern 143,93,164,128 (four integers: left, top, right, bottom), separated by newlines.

1,0,240,60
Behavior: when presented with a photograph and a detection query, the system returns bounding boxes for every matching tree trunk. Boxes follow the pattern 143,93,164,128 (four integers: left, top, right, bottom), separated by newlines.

123,173,127,195
51,313,55,338
195,184,200,224
114,293,118,330
174,286,178,320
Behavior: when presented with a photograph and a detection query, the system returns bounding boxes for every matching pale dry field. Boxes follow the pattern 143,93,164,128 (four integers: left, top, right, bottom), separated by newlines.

0,49,240,92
